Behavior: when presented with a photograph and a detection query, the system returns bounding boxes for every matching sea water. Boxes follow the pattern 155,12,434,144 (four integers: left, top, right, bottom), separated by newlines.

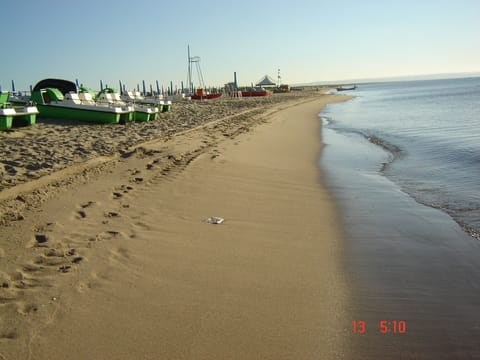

320,77,480,358
323,77,480,237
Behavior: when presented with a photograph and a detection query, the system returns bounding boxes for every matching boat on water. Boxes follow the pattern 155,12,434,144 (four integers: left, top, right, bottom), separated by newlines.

241,87,268,97
0,91,38,130
336,85,357,91
30,79,131,124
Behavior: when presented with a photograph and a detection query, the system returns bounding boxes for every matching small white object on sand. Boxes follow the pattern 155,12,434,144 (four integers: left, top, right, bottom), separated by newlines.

206,217,224,224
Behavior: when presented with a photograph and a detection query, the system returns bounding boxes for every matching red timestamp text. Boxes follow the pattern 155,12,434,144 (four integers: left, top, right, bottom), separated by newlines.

352,320,407,334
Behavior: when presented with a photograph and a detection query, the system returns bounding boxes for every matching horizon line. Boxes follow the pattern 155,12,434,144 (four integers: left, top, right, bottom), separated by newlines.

294,71,480,86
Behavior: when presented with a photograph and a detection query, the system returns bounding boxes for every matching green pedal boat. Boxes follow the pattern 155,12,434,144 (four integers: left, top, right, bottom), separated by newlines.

30,79,132,124
0,91,38,130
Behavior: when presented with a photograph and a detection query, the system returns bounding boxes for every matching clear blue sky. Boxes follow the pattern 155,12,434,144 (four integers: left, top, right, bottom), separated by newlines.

2,0,480,91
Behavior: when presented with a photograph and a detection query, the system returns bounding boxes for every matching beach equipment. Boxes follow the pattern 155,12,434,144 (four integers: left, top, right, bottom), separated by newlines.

0,91,38,130
78,86,97,100
241,87,269,97
96,87,157,122
190,88,222,100
7,91,31,105
187,45,222,100
30,78,131,124
121,90,171,113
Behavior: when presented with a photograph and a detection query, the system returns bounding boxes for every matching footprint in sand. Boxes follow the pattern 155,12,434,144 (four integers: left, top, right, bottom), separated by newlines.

35,234,48,243
14,277,42,290
58,265,71,273
66,248,77,256
33,222,55,233
146,158,161,170
28,233,49,248
81,201,95,208
75,201,96,218
34,255,67,267
95,230,122,241
129,168,141,176
105,211,120,218
10,270,26,282
131,177,144,184
0,330,18,340
76,210,87,219
43,247,83,267
161,167,171,175
112,191,123,199
133,221,152,231
8,269,43,290
16,301,39,315
71,256,83,264
0,271,13,289
22,262,43,273
112,185,134,199
45,248,66,258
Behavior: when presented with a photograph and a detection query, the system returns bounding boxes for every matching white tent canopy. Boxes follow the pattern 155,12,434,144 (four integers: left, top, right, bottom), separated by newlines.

255,75,276,87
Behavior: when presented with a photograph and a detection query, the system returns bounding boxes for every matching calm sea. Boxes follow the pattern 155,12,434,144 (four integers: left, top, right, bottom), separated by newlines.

320,77,480,358
322,77,480,237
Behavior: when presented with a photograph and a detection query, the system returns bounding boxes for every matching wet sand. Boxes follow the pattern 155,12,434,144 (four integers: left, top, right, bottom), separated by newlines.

321,125,480,359
0,93,352,359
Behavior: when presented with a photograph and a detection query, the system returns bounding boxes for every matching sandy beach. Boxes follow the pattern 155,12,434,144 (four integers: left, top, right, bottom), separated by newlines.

0,92,353,359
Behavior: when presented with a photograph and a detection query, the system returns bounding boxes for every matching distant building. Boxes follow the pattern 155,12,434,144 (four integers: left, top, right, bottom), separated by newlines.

256,75,276,87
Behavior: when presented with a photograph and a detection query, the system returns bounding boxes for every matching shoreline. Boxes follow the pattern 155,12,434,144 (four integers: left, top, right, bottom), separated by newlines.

323,113,480,242
320,107,480,358
0,93,353,359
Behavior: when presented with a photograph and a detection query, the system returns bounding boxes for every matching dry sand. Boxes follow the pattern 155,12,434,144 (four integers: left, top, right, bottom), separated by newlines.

0,92,352,359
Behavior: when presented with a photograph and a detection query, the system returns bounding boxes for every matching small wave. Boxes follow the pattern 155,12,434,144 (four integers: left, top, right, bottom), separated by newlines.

366,135,402,155
405,197,480,241
324,124,403,171
460,223,480,241
320,116,332,125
